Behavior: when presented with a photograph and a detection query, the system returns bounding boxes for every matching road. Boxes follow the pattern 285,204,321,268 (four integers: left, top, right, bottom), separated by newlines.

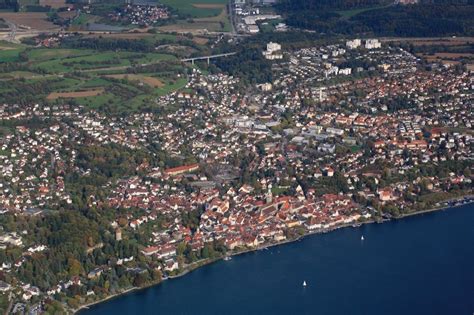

228,0,237,35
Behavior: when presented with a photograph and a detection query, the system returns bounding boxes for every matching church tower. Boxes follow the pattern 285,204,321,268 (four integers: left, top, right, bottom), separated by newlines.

266,184,273,204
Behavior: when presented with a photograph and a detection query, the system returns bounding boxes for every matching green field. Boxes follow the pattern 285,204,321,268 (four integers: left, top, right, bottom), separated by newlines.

71,13,96,26
29,51,175,73
0,41,190,112
156,76,188,96
0,72,188,112
0,41,26,63
158,3,230,33
27,48,95,61
160,0,227,18
0,49,23,62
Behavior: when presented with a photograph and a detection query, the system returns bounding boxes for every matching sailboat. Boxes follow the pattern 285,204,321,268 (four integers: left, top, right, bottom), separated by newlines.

303,281,307,287
361,235,365,241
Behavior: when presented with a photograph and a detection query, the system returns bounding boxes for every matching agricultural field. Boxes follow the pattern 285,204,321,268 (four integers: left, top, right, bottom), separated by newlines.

0,48,21,62
32,51,174,73
0,41,26,62
159,5,230,34
0,12,58,30
160,0,227,18
0,40,191,112
81,32,179,43
69,12,98,28
0,1,222,112
3,47,175,73
104,74,164,88
46,88,104,100
385,37,474,71
39,0,70,9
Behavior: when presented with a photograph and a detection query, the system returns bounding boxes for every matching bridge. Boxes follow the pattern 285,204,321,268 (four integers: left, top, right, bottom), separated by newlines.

181,52,237,65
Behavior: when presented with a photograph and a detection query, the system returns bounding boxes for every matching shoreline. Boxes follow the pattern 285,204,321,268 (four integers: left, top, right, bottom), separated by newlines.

73,195,473,314
399,195,474,219
74,287,137,314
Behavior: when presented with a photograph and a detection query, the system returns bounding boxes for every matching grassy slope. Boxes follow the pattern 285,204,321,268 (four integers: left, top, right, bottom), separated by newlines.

160,0,227,18
0,49,23,62
0,43,188,112
32,52,175,73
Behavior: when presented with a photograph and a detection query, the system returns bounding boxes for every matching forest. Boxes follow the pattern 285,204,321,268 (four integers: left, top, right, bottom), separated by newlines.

275,0,474,37
213,47,273,84
0,0,18,11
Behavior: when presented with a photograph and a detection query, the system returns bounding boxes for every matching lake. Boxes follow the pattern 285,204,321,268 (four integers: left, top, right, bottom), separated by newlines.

82,204,474,315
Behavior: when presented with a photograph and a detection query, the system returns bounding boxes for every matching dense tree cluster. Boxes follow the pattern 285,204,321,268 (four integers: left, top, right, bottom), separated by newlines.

62,38,155,53
0,79,61,105
277,0,387,11
213,48,273,84
275,0,474,37
0,0,18,11
126,61,184,75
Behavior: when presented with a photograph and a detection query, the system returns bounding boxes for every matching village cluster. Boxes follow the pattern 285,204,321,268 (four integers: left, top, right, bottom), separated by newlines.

0,39,472,308
108,4,169,26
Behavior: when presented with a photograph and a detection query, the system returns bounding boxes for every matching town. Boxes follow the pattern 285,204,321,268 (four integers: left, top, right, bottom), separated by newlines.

0,37,472,313
107,3,169,27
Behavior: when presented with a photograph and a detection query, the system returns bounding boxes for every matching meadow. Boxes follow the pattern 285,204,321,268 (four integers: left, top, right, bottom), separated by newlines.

0,40,190,112
160,0,228,18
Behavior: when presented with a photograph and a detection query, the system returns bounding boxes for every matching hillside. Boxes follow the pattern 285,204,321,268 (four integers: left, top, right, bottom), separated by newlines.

275,0,474,37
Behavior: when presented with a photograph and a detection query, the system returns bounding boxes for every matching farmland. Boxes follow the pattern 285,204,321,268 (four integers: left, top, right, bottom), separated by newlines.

39,0,69,9
151,0,231,34
0,0,228,112
384,37,474,72
0,12,58,30
0,40,191,112
46,88,104,100
104,74,164,88
0,48,21,62
159,4,231,34
1,46,177,71
160,0,228,18
32,51,175,73
0,0,232,37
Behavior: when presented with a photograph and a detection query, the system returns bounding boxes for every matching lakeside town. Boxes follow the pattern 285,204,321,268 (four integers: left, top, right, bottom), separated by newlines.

0,34,473,313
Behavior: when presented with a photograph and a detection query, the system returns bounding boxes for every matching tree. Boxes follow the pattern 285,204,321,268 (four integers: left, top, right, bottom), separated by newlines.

68,258,83,277
118,275,131,288
151,269,162,282
133,273,147,287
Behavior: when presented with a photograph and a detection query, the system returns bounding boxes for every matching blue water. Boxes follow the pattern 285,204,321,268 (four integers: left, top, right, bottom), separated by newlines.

83,204,474,315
